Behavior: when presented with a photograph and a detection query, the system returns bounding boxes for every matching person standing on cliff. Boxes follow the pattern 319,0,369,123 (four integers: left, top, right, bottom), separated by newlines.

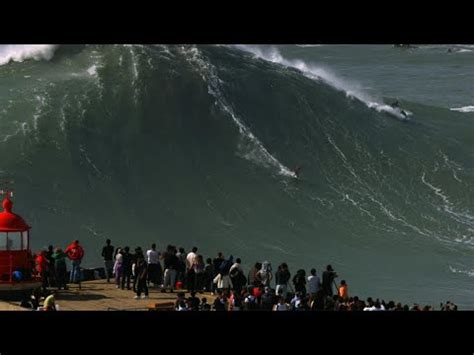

134,250,149,299
101,239,114,283
186,247,198,291
322,264,338,297
146,243,162,288
52,247,68,290
275,263,291,299
162,245,179,292
65,240,84,289
121,246,133,290
35,250,49,294
45,245,56,288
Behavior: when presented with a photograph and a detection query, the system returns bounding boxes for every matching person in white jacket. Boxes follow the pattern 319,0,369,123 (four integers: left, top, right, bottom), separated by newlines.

213,272,232,291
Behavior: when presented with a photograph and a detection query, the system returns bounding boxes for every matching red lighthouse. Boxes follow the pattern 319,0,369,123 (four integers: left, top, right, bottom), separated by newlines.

0,189,41,293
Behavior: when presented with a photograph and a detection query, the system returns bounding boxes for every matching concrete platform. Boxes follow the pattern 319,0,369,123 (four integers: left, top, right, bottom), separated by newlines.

0,279,217,311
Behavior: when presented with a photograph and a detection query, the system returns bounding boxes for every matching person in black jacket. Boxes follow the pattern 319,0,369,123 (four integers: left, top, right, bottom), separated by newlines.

229,258,246,294
292,269,307,296
322,264,338,297
212,252,225,276
162,245,179,292
132,247,142,292
275,263,291,299
101,239,114,283
121,247,132,290
45,245,56,288
134,251,149,299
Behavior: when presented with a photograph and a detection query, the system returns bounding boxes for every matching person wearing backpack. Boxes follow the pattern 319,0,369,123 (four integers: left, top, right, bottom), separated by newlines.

229,258,245,293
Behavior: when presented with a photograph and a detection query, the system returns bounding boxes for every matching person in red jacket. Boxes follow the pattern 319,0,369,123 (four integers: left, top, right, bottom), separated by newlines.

65,240,84,287
35,251,49,293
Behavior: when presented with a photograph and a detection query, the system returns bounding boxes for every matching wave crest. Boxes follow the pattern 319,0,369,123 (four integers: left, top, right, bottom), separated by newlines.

0,45,58,66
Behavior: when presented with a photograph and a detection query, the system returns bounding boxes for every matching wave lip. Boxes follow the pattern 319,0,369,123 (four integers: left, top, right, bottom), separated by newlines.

0,45,58,66
450,106,474,113
233,45,411,121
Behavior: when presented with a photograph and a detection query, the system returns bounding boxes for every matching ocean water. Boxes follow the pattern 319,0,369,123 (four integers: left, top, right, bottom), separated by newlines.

0,44,473,307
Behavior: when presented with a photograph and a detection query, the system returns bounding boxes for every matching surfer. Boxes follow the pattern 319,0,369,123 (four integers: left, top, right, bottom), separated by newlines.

390,100,408,119
292,165,302,178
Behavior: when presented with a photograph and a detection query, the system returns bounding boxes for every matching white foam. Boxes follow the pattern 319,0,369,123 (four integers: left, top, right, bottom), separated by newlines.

421,172,474,229
367,102,412,120
59,106,67,133
439,150,463,183
0,45,57,66
450,106,474,113
32,95,47,135
86,54,105,99
327,135,360,181
128,47,140,104
368,194,430,237
129,47,139,81
154,45,175,59
1,129,21,143
326,132,432,237
343,193,376,220
21,122,30,136
449,265,474,277
79,145,102,176
87,65,98,77
233,45,411,121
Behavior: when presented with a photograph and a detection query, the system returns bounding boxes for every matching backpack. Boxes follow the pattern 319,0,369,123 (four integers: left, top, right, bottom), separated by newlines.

229,267,240,279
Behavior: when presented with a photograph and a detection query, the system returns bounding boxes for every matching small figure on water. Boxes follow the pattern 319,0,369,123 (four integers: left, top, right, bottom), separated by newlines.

292,165,302,178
